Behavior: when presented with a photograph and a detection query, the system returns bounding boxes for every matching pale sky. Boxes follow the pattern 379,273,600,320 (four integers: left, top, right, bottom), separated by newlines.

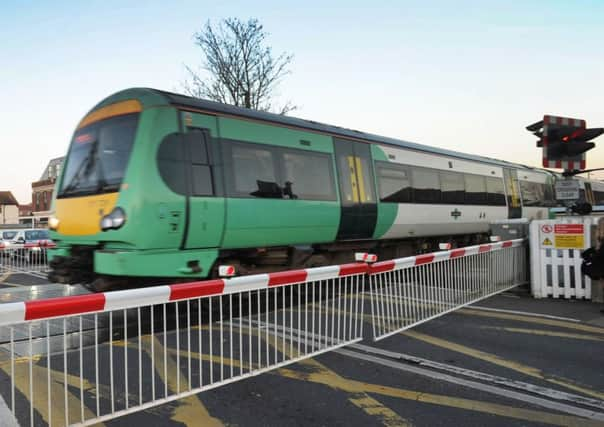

1,0,603,204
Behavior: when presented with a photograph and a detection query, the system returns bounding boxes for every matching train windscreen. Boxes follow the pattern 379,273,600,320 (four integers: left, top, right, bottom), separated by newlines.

58,114,139,198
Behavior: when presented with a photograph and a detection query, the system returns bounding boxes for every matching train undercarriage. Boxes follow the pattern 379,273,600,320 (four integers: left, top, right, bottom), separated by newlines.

48,233,491,292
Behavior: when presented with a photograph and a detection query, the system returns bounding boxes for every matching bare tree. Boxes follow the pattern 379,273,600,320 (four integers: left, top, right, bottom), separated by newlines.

184,18,296,114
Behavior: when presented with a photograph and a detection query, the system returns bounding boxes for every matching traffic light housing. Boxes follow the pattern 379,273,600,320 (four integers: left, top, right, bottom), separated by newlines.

526,115,602,170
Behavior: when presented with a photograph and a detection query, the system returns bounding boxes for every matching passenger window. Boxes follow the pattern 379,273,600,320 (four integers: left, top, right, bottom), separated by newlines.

464,174,487,205
377,163,411,203
231,143,280,198
412,168,441,204
440,172,465,204
486,177,506,206
520,180,544,207
282,151,336,201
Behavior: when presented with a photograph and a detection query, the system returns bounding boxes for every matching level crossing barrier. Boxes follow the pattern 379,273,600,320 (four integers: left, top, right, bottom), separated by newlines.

0,242,53,280
0,238,527,426
0,263,366,426
530,218,593,299
367,239,527,341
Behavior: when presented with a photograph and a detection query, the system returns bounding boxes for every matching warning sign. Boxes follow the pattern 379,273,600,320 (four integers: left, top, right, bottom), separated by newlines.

539,222,586,250
554,234,584,249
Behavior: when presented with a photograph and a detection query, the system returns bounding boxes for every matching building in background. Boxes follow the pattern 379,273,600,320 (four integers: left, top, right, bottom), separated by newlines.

29,157,64,227
0,191,19,225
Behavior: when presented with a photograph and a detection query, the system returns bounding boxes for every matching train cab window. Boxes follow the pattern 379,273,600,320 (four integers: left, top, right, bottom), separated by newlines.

464,174,487,205
411,167,441,204
377,163,411,203
486,177,506,206
440,172,464,204
231,143,280,198
282,150,336,201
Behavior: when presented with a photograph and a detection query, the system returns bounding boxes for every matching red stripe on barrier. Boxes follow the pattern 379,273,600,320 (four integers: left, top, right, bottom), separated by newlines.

369,260,395,274
414,254,435,266
169,279,225,301
24,294,106,321
502,241,513,248
450,249,466,258
268,270,308,286
479,245,491,253
339,263,369,276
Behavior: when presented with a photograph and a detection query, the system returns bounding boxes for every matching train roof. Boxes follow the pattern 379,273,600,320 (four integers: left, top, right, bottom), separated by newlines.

103,88,549,174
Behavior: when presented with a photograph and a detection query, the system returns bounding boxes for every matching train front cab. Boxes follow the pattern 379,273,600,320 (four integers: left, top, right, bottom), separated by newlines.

49,89,226,286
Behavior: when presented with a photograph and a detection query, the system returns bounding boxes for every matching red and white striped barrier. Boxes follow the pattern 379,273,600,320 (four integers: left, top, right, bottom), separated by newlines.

368,238,527,341
0,262,368,326
369,239,523,275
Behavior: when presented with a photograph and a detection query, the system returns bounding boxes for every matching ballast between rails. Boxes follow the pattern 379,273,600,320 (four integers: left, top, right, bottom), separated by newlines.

0,239,524,326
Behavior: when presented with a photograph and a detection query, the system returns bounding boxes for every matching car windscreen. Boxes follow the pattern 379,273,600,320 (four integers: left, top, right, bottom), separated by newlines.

2,231,17,240
24,230,49,240
58,113,139,198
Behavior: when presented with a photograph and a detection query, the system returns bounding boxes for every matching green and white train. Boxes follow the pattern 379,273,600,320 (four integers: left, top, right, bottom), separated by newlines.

48,88,562,290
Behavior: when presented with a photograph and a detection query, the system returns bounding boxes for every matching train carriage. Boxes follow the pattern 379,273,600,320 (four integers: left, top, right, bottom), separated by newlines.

48,88,556,290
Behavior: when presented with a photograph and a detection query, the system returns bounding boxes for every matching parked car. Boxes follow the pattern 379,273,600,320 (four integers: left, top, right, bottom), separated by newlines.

11,229,55,263
0,230,19,255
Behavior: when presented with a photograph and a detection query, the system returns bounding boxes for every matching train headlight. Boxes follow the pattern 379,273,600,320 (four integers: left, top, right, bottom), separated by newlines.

100,207,127,231
48,217,60,231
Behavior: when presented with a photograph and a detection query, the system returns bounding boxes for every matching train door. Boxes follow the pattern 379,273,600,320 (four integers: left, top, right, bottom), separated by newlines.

503,168,522,218
181,112,225,250
334,139,377,240
583,182,595,205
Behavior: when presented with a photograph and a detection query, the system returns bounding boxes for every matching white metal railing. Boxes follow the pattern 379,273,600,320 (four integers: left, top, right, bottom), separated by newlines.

0,242,53,279
367,239,527,341
529,218,592,299
0,263,366,426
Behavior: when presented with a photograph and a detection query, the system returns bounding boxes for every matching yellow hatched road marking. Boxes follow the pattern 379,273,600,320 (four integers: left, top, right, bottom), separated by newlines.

479,325,604,342
403,330,604,401
278,362,602,427
459,308,604,335
0,359,103,426
260,323,412,427
140,336,223,427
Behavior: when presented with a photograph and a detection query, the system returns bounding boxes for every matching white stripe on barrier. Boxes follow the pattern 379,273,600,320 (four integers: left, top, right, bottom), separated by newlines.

104,286,172,312
224,274,270,294
306,265,341,282
0,302,25,325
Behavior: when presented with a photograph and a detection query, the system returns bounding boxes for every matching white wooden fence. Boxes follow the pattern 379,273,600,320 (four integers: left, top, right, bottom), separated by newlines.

530,218,593,299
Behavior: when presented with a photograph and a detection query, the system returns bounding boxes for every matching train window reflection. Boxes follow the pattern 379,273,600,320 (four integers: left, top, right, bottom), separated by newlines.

377,163,412,203
282,151,336,201
464,174,487,205
412,167,441,204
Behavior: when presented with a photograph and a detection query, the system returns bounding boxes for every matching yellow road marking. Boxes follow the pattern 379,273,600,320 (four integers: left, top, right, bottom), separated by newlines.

403,330,604,401
460,308,604,335
479,325,604,342
140,336,223,427
256,320,411,426
0,271,11,282
279,362,601,427
0,359,103,426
